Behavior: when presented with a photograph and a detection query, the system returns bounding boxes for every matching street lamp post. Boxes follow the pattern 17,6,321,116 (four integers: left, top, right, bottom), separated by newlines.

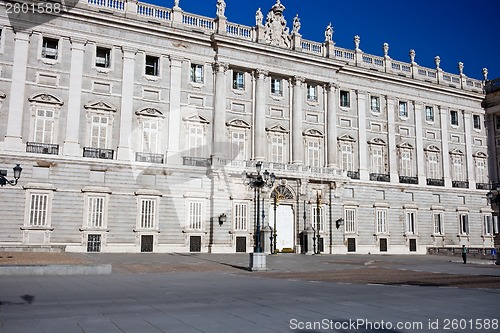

315,190,322,254
0,164,22,187
242,162,275,270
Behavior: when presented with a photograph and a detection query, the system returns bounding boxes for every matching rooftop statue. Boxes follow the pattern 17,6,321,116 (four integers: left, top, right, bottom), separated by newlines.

256,8,263,26
216,0,226,18
292,14,301,35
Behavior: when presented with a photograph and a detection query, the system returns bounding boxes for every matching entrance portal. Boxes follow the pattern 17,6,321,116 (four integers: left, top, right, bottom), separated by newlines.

269,205,294,252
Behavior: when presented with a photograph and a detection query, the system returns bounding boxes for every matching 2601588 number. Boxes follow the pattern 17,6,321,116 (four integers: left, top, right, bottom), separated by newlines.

443,319,498,330
6,2,63,14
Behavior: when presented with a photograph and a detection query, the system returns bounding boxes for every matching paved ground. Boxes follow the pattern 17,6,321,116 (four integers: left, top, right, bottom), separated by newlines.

1,253,499,332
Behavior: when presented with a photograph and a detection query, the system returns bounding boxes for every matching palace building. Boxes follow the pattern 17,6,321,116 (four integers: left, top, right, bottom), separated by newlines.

0,0,496,254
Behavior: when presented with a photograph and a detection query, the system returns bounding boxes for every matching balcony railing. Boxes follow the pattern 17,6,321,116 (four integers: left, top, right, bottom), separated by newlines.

370,173,390,182
399,176,419,184
427,178,445,186
183,156,211,167
347,171,360,179
83,147,114,160
26,142,59,155
452,181,469,189
136,152,164,164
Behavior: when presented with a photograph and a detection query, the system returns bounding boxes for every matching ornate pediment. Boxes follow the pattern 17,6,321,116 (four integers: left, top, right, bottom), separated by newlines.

263,0,291,48
0,91,6,99
449,148,464,156
397,142,414,149
266,124,288,133
28,93,64,105
368,137,386,146
226,118,251,128
338,133,356,142
303,128,323,137
135,108,164,118
473,151,488,158
425,144,441,152
84,101,117,112
183,114,210,124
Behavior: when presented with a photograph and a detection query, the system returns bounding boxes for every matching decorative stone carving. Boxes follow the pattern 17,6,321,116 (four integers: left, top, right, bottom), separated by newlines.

256,8,263,26
409,49,416,64
458,62,464,75
216,0,226,19
292,14,300,35
383,43,389,58
324,23,333,42
482,68,488,81
354,35,361,51
263,0,291,48
434,56,441,69
174,0,179,8
135,108,164,118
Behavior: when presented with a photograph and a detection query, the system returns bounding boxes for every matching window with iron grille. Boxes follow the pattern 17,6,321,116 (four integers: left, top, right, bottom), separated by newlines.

140,198,156,229
87,234,101,252
28,193,50,227
459,213,469,235
433,212,444,235
376,208,387,234
188,201,203,230
483,215,493,236
405,211,416,235
86,196,106,228
233,202,248,231
344,208,356,234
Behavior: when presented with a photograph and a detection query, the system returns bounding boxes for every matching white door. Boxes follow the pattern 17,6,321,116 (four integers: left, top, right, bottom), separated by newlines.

269,205,294,251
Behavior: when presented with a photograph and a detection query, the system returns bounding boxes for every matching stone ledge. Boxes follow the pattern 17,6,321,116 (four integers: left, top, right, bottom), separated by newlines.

0,264,112,276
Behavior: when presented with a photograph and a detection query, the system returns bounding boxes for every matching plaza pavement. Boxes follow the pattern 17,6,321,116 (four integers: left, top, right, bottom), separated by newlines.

0,253,499,332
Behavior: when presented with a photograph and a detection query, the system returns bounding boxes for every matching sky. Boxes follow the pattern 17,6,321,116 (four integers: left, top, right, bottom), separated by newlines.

145,0,499,81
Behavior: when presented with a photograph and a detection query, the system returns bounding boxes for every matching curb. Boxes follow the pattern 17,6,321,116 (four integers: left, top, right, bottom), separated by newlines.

0,264,112,276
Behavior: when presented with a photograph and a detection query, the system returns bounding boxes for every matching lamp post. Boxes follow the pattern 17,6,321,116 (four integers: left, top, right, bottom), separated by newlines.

0,164,22,187
272,193,279,254
315,190,322,254
242,162,275,270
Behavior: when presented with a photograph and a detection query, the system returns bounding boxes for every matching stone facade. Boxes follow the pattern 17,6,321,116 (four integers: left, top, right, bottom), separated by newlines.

0,0,495,254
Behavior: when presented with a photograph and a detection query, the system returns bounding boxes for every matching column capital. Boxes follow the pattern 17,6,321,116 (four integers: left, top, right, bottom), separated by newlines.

14,31,31,42
293,76,305,85
168,55,184,63
326,82,338,91
121,47,137,58
213,61,229,73
355,90,368,97
254,69,268,80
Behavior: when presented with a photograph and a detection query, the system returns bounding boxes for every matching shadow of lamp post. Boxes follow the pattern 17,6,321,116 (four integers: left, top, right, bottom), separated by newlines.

0,164,22,187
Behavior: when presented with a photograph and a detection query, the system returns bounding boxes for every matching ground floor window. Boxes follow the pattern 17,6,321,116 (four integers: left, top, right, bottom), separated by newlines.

87,234,101,252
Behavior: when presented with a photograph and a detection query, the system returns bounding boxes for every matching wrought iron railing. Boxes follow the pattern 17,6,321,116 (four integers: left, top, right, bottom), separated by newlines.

83,147,114,160
347,171,360,179
452,181,469,189
26,142,59,155
370,173,390,182
476,183,492,190
135,152,164,164
427,178,445,186
399,176,419,184
183,156,211,167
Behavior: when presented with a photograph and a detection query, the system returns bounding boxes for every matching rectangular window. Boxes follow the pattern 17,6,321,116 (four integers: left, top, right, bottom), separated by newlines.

452,156,464,181
483,215,493,235
87,196,105,228
90,115,108,149
145,56,159,76
271,135,284,163
371,146,384,174
140,198,156,229
96,47,111,68
307,84,318,102
344,208,356,234
399,101,408,117
188,125,204,157
188,201,203,230
231,131,246,161
87,234,101,252
400,150,412,177
271,78,282,96
34,109,54,144
340,90,350,107
29,193,50,227
42,37,58,59
494,216,499,234
370,96,380,112
450,110,459,126
433,212,444,235
312,206,325,232
459,213,469,235
233,202,248,231
190,64,204,83
232,71,244,89
473,115,481,129
376,209,387,234
307,140,320,167
427,153,439,179
340,143,353,171
405,211,416,234
142,120,159,154
425,106,434,122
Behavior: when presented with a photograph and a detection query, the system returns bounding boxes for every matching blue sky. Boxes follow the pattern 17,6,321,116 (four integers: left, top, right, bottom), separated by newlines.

147,0,498,81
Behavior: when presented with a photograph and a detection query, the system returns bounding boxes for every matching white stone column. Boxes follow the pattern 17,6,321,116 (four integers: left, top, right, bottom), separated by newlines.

63,38,86,156
212,62,228,158
116,48,136,161
386,96,398,183
167,56,183,165
3,31,30,151
439,106,451,187
326,83,338,167
486,114,498,183
356,91,369,180
254,69,267,161
291,76,304,165
463,111,475,188
413,102,425,185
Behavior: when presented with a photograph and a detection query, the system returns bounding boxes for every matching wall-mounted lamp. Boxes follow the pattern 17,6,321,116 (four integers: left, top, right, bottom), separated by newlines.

336,218,344,229
218,213,227,226
0,164,22,187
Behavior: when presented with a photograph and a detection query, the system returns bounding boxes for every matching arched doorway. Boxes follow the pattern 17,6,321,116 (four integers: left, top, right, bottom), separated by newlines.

269,185,295,252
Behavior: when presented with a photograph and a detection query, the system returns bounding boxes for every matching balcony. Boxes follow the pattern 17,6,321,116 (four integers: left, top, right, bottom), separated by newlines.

399,176,418,184
452,181,469,189
347,171,360,179
427,178,444,186
370,173,390,182
83,147,114,160
183,156,211,167
476,183,492,190
26,142,59,155
136,152,164,164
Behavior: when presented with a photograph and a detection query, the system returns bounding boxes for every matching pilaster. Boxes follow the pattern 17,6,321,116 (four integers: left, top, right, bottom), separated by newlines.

463,111,475,188
439,106,452,187
356,90,369,180
291,76,305,165
326,83,338,167
254,69,267,161
413,102,426,185
116,48,136,161
3,31,30,151
167,56,183,165
212,61,228,158
63,38,86,156
386,96,398,183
